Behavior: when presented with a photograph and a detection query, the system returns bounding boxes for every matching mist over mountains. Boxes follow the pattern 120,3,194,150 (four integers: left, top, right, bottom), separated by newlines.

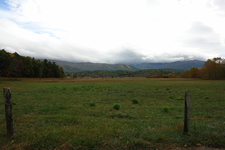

134,60,204,70
53,60,205,72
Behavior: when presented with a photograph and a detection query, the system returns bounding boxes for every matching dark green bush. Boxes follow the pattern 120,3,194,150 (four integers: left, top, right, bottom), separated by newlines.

162,106,170,113
132,98,139,104
89,102,96,107
113,103,120,110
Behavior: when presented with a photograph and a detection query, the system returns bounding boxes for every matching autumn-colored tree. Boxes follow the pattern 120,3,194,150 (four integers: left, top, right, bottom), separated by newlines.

202,57,225,79
190,67,201,78
167,73,177,78
181,57,225,79
180,70,190,78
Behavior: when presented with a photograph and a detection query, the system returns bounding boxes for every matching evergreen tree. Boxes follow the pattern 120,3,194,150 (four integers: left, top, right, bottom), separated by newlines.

0,49,64,78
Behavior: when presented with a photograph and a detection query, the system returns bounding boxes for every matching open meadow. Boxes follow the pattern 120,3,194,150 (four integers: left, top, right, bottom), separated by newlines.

0,78,225,149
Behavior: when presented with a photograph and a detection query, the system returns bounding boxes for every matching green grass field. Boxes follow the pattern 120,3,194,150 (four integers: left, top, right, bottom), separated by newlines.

0,78,225,149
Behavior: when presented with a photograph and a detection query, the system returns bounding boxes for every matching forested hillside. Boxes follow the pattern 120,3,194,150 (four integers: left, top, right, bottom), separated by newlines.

0,49,64,78
51,61,139,72
53,60,204,72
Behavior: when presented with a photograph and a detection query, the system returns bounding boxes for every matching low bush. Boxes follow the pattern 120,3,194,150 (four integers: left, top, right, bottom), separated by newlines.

162,106,170,113
89,102,96,106
132,98,139,104
113,103,120,110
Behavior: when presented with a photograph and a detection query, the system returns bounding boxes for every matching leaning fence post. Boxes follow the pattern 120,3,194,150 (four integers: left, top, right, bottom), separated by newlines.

3,87,15,139
184,91,190,134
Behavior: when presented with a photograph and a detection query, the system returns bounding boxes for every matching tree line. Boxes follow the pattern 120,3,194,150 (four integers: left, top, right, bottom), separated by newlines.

67,69,181,78
181,57,225,79
1,49,224,79
0,49,64,78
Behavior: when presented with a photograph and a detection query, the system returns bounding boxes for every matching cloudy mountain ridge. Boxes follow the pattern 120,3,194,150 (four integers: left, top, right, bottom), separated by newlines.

53,61,140,72
52,60,205,72
134,60,204,70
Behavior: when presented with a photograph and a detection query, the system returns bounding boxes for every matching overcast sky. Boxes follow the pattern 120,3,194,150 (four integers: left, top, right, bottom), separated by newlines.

0,0,225,64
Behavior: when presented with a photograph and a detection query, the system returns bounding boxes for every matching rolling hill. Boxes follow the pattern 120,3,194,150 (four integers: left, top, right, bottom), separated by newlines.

134,60,204,70
52,60,205,72
53,61,140,72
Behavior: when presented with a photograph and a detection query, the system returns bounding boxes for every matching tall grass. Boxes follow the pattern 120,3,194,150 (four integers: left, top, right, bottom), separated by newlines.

0,78,224,149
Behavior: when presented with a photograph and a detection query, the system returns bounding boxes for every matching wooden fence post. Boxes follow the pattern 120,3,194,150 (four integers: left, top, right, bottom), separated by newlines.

3,87,15,139
184,91,190,134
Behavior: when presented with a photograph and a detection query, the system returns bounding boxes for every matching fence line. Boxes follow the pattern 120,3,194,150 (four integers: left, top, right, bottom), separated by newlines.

2,88,225,138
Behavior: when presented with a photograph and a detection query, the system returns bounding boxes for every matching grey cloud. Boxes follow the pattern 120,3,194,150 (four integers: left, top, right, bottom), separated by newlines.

213,0,225,11
142,53,207,63
213,0,225,6
107,48,145,64
185,37,221,49
0,19,104,63
182,22,224,53
188,22,214,34
106,47,207,64
208,0,225,16
0,18,220,65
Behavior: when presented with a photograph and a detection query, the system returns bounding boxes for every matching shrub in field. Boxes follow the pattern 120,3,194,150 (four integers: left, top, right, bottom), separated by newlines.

205,96,209,99
162,106,170,113
132,98,139,104
89,102,96,107
113,103,120,110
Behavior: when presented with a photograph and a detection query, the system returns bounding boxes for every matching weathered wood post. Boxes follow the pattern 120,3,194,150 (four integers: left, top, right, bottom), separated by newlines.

184,91,190,134
3,87,15,139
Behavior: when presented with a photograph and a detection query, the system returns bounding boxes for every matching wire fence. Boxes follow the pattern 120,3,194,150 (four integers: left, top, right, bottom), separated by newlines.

0,86,225,143
1,88,224,121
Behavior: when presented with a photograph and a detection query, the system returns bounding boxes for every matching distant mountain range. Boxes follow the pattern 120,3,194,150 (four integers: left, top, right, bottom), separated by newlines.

52,60,205,72
134,60,204,70
53,61,139,72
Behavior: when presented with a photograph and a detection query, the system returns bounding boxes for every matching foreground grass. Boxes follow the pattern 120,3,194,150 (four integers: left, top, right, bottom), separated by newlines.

0,78,225,149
